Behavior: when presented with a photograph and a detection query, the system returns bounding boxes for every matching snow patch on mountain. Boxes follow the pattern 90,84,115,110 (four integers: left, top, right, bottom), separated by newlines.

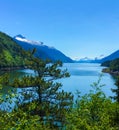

15,36,42,45
13,34,74,63
14,34,56,49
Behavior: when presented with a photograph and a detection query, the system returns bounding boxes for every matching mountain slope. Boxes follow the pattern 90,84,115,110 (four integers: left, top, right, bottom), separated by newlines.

0,32,29,68
101,50,119,63
77,50,119,63
13,35,74,63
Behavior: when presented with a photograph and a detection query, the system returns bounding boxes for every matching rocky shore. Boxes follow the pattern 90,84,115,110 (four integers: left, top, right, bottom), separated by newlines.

102,68,119,76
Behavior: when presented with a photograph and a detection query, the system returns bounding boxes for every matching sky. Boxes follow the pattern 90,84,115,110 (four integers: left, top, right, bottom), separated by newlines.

0,0,119,60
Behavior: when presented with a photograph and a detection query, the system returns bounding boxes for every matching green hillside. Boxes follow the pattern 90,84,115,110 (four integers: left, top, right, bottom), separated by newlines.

0,32,29,69
101,58,119,75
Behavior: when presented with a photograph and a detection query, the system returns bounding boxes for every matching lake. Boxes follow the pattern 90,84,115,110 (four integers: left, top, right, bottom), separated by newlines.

17,63,116,97
58,63,116,97
1,63,116,97
0,63,116,110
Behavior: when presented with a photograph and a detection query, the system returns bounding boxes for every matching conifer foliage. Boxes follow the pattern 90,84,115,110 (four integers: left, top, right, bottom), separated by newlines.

11,57,73,128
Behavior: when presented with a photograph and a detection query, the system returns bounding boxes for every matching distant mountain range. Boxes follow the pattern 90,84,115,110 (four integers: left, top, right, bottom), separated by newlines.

1,31,119,65
76,57,96,63
13,35,74,63
77,51,119,63
13,35,119,63
76,56,103,63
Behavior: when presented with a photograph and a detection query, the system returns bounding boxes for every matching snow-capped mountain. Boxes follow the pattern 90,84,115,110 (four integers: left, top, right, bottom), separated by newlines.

76,55,105,63
77,57,94,63
13,35,74,63
15,34,44,45
80,57,93,61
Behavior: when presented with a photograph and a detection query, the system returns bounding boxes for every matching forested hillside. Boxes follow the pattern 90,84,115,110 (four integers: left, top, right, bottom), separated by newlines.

0,32,30,69
0,31,119,129
101,58,119,74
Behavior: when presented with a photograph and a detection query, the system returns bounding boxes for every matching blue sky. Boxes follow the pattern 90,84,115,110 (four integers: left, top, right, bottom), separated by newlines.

0,0,119,59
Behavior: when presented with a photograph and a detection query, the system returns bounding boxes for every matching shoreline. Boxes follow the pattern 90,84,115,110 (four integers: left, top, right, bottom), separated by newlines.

102,68,119,76
0,66,27,71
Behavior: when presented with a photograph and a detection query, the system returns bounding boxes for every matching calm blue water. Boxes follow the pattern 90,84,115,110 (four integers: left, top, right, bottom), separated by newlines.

57,63,116,97
0,63,116,111
7,63,117,97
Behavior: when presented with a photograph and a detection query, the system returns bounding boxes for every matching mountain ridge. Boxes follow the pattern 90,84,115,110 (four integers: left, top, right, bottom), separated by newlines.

13,35,74,63
76,50,119,63
100,50,119,63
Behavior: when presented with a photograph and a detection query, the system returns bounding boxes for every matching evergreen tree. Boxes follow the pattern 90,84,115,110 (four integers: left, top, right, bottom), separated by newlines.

11,57,73,128
111,77,119,102
65,78,119,130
